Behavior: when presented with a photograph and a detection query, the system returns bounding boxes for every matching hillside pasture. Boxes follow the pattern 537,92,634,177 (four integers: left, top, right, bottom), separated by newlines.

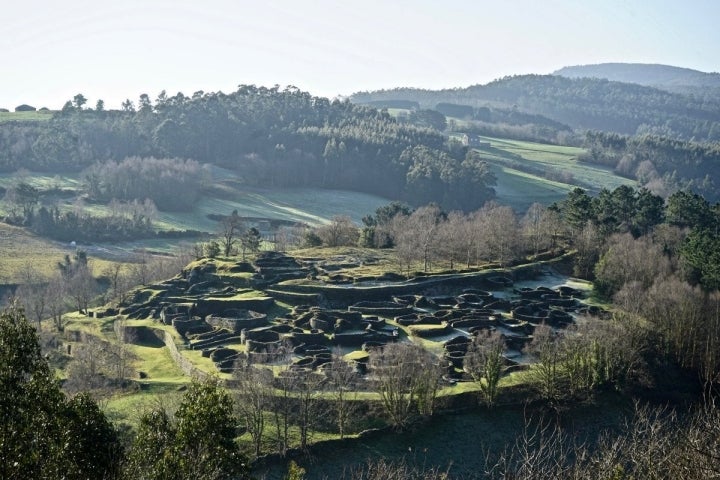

486,136,632,188
1,169,390,232
491,164,575,212
0,167,392,277
471,136,635,211
153,187,391,231
0,172,80,191
253,392,632,479
0,223,118,284
0,110,54,123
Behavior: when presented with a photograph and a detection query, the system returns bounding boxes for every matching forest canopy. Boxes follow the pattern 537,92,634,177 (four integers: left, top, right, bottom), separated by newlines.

351,74,720,142
0,86,495,211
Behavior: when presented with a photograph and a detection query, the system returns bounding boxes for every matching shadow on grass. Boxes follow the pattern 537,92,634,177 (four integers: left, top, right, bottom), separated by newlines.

128,326,166,348
251,392,634,480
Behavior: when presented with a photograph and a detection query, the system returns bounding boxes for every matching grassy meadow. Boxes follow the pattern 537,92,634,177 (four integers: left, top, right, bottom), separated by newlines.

0,110,54,123
0,173,79,190
153,186,391,231
0,132,635,287
474,136,635,211
0,167,391,283
0,223,118,284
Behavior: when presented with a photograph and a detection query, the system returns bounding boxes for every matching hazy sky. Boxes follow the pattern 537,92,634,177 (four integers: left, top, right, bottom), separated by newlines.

2,0,718,110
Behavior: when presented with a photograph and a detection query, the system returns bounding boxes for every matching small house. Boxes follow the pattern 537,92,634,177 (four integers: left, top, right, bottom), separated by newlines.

461,134,491,148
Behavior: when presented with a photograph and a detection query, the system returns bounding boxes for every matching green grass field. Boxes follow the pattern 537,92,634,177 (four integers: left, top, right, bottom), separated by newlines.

0,110,54,123
0,223,119,283
0,173,79,191
1,168,390,232
0,168,392,281
153,186,391,231
474,136,635,211
492,164,575,211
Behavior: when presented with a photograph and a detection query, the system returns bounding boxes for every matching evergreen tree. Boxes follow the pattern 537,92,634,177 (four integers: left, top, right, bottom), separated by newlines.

0,307,121,479
123,378,248,480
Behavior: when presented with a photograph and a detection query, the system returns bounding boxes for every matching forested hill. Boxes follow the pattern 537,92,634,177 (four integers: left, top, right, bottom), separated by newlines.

350,74,720,141
0,86,495,211
554,63,720,96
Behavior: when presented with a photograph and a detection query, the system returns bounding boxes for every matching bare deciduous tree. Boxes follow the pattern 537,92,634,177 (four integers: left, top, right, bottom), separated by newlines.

294,370,325,451
389,213,415,275
484,401,720,480
67,263,98,315
14,264,47,329
392,205,443,272
46,275,68,332
439,210,474,269
233,364,273,457
522,202,560,256
344,458,451,480
594,233,672,297
369,343,442,429
220,210,244,256
325,354,360,439
269,367,294,457
642,277,720,389
316,215,359,247
476,202,521,267
573,221,603,279
64,339,108,394
465,329,506,407
524,323,565,402
102,262,132,304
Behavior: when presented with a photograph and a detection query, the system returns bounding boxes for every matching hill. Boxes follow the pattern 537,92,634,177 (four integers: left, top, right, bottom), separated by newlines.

350,74,720,141
457,135,634,212
554,62,720,95
0,87,494,212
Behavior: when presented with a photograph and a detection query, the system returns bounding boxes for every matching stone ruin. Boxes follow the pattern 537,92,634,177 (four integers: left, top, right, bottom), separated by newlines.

114,251,608,381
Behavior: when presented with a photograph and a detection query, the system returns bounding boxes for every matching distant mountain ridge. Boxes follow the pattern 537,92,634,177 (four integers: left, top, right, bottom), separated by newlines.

351,74,720,141
553,63,720,93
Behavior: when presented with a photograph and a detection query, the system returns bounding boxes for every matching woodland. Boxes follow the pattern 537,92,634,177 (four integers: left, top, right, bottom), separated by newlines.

0,87,495,212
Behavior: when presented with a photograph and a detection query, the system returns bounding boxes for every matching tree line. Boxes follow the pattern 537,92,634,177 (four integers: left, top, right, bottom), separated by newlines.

351,74,720,142
13,247,195,333
1,178,207,242
581,130,720,202
0,86,496,211
83,156,206,211
302,185,665,275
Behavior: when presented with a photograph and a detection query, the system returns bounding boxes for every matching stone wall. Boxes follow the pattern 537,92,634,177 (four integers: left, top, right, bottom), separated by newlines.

115,322,209,380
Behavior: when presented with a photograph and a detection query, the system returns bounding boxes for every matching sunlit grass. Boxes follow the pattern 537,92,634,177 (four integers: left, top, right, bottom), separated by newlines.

0,223,129,283
0,172,79,190
0,224,78,281
131,344,188,383
103,383,185,428
63,312,113,336
492,162,577,211
476,135,635,212
0,110,54,123
343,350,369,362
153,186,390,231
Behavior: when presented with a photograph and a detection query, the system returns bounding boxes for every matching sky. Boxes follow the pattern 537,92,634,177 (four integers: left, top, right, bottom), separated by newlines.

1,0,719,110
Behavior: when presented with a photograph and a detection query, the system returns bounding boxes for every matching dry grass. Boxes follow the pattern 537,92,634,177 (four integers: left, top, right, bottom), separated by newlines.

0,223,75,282
0,223,122,284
